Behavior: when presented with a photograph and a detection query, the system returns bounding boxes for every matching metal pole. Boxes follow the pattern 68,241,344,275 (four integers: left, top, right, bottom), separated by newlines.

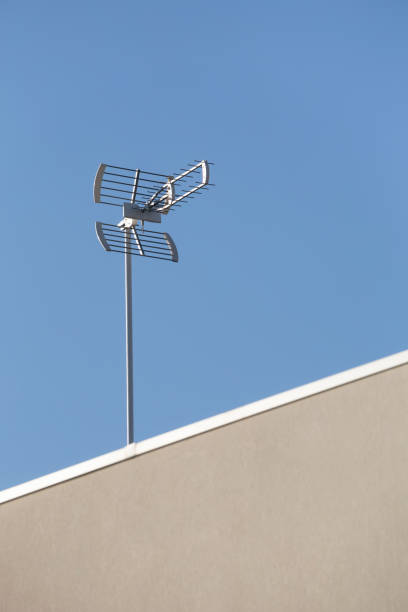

125,228,134,444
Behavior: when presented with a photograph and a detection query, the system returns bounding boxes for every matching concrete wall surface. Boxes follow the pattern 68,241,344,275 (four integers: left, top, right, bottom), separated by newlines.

1,363,408,612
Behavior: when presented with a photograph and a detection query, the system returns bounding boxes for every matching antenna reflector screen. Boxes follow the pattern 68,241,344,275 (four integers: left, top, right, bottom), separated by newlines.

95,222,178,263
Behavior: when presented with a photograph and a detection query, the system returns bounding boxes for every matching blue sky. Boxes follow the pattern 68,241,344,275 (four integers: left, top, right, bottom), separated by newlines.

1,0,407,489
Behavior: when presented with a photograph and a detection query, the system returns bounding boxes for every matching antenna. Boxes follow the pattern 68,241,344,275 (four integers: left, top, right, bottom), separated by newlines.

93,160,213,444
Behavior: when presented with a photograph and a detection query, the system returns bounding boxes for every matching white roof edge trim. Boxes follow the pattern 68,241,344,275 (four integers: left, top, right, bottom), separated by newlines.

2,348,408,505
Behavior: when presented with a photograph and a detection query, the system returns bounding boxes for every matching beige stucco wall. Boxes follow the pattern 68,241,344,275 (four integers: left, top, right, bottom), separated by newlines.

1,363,408,612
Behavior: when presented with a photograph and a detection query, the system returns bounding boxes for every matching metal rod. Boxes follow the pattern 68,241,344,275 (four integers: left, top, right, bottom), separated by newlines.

101,185,134,195
104,236,170,246
125,228,134,445
137,176,169,184
105,171,165,185
104,238,172,255
130,169,140,206
111,248,173,261
104,178,159,191
100,193,132,201
107,164,138,172
101,222,166,235
117,237,170,249
106,165,171,178
103,234,171,249
110,244,173,256
103,229,169,240
139,169,171,178
100,193,162,205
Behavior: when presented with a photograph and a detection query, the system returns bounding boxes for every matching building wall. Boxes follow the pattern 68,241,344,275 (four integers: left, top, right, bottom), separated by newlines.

1,363,408,612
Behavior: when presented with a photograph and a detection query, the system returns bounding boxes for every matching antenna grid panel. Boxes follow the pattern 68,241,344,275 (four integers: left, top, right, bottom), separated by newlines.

94,160,211,214
95,222,178,262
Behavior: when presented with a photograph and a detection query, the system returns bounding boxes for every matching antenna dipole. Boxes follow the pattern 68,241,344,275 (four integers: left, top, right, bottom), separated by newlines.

93,160,212,444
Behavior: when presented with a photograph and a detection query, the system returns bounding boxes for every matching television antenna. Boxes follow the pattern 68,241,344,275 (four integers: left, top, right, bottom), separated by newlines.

93,160,213,445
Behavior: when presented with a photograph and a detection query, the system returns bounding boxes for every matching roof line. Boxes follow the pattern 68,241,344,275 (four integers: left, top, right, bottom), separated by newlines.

2,349,408,505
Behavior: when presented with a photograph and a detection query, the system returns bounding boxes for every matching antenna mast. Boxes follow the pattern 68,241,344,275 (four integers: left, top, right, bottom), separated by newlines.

125,228,134,444
93,160,213,444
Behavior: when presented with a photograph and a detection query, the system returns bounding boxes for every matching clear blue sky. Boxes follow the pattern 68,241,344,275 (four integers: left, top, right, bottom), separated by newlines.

1,1,407,489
